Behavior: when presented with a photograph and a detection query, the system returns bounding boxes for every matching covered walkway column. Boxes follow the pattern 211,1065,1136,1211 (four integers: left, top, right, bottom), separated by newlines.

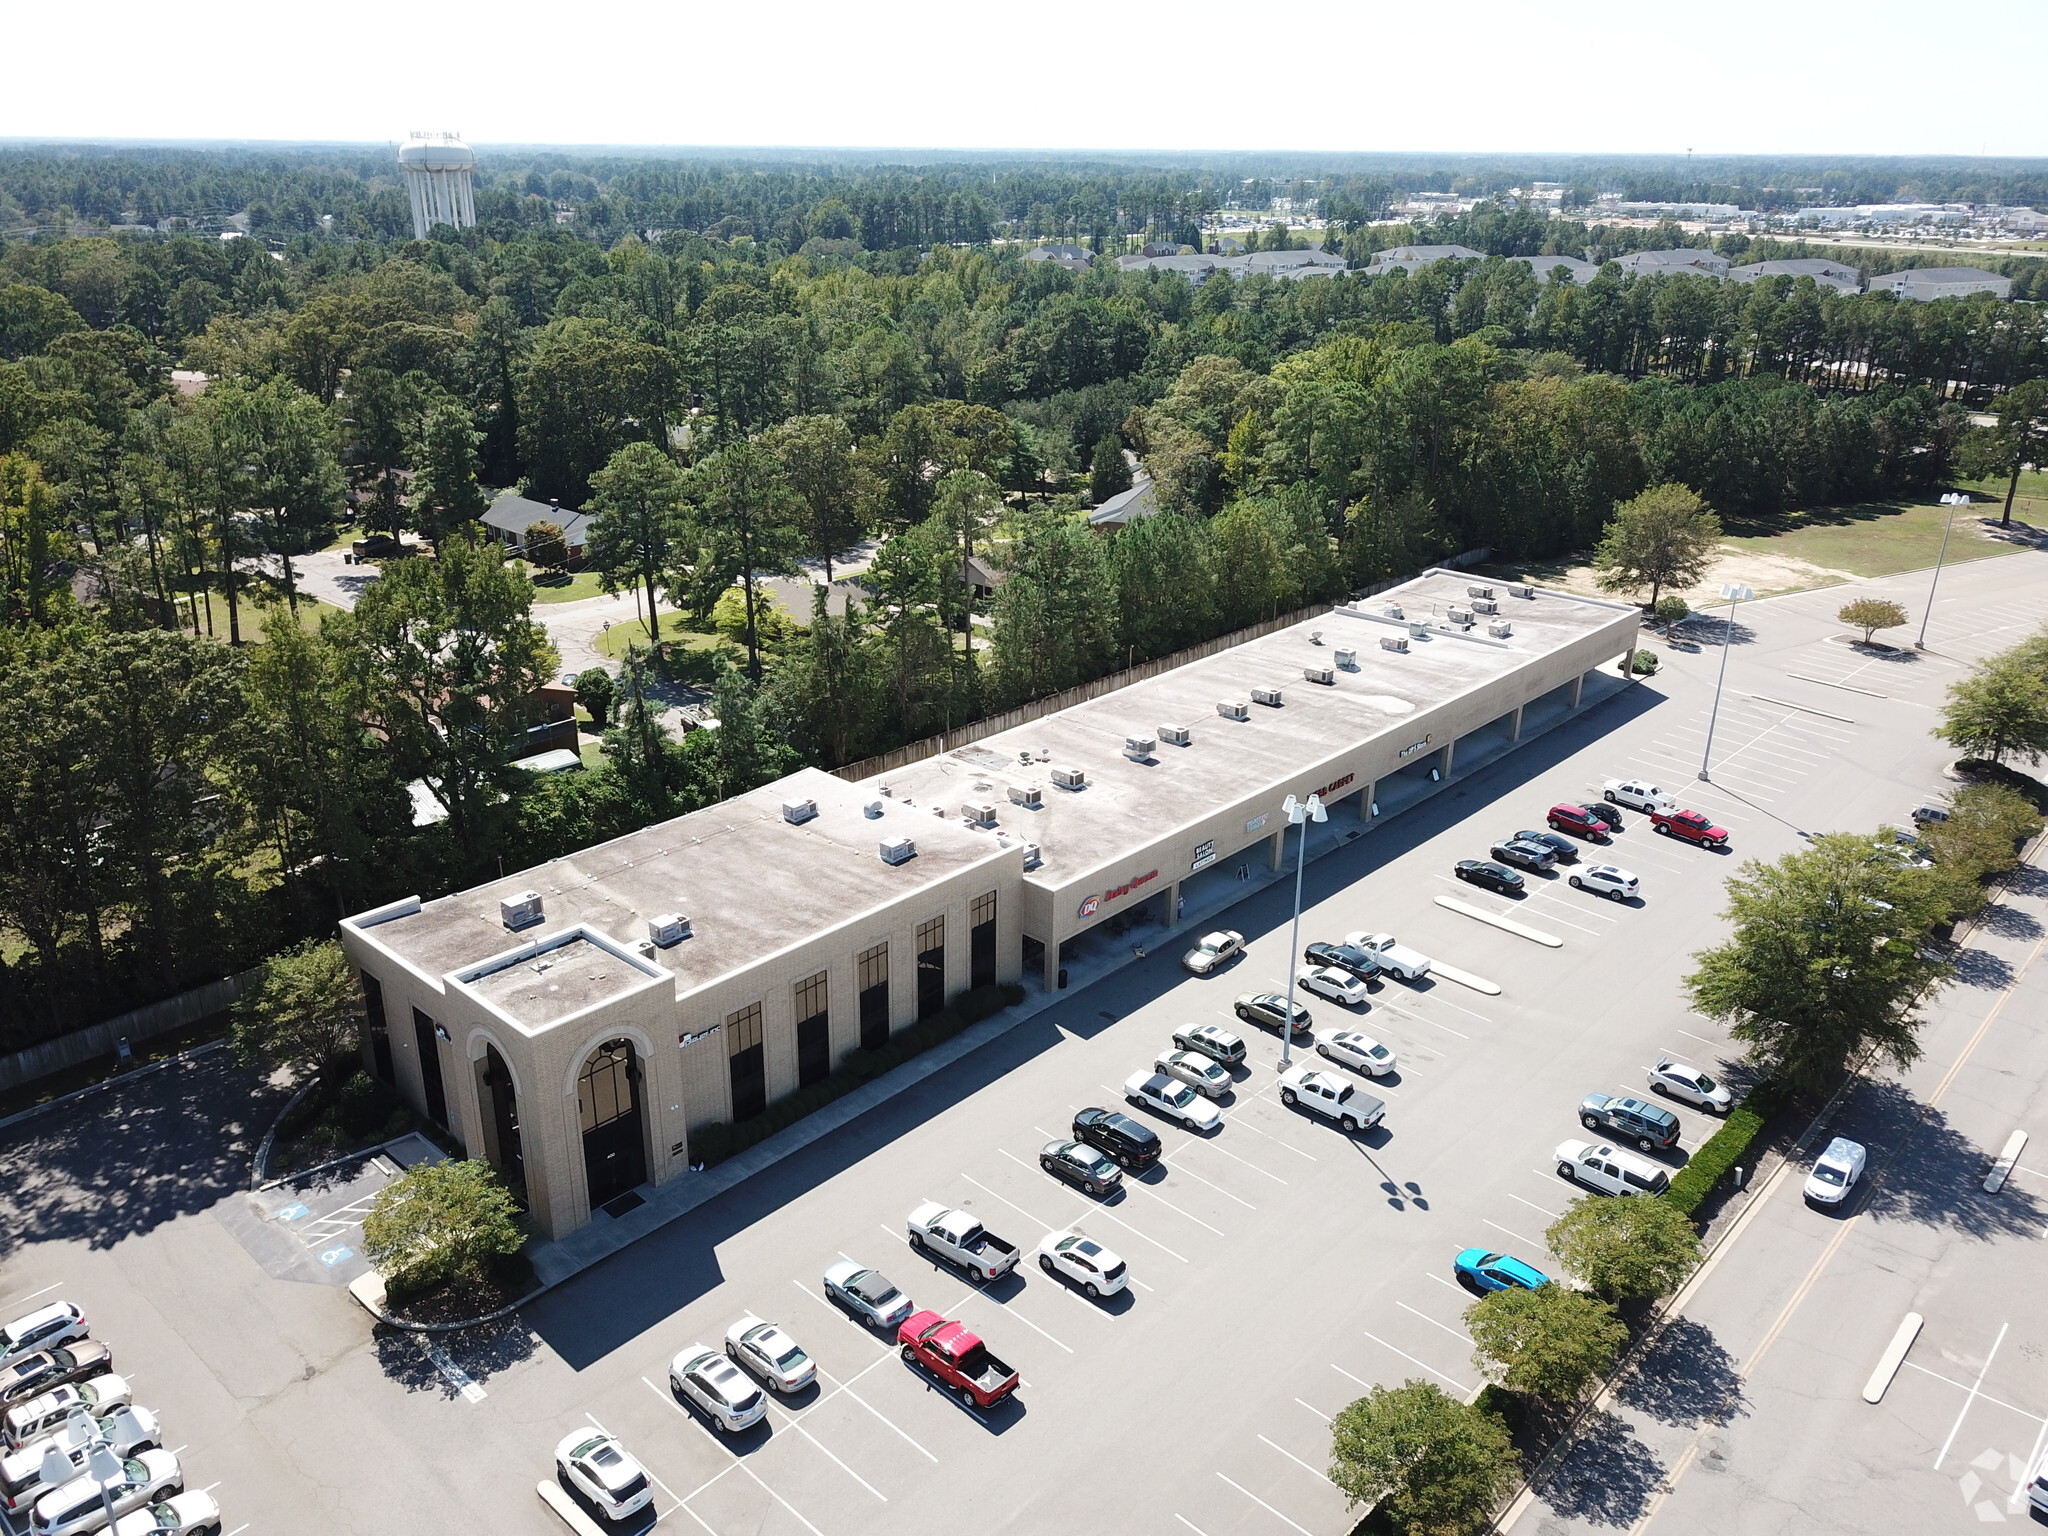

1359,780,1375,819
1438,738,1456,780
1267,829,1284,870
1571,672,1585,709
1510,704,1525,741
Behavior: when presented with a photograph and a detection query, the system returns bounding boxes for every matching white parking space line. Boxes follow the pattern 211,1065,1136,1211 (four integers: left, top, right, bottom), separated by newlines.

1216,1471,1316,1536
1125,1180,1228,1237
1934,1323,2010,1469
1196,1136,1291,1184
0,1283,61,1309
962,1170,1061,1232
1396,1300,1474,1345
635,1374,840,1533
1260,1432,1340,1486
1380,1001,1469,1040
1483,1217,1540,1248
811,1362,940,1463
1675,1028,1720,1046
1161,1155,1259,1210
425,1343,486,1403
590,1411,715,1535
987,1158,1190,1262
1343,1331,1475,1395
763,1399,889,1501
1175,1515,1214,1536
1208,1110,1321,1161
1899,1362,2048,1427
1506,1192,1560,1220
1295,1397,1332,1421
2012,1416,2048,1511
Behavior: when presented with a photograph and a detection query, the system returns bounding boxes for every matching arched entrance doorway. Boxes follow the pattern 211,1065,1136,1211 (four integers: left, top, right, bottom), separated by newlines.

478,1043,525,1203
578,1039,648,1211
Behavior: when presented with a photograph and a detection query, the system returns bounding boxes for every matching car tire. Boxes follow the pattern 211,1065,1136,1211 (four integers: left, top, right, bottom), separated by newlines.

1341,1115,1358,1132
1558,1161,1577,1180
958,1384,977,1408
909,1231,925,1251
1316,1043,1331,1059
1638,1136,1655,1151
1605,789,1618,803
1651,1082,1668,1097
1580,1113,1600,1129
900,1345,916,1363
1280,1087,1298,1106
1569,875,1583,889
1609,887,1626,902
1083,1281,1100,1299
1655,822,1669,835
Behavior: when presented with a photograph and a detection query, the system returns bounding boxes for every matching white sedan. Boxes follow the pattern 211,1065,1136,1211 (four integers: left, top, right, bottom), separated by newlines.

110,1492,222,1536
1182,930,1244,975
1313,1028,1397,1076
1647,1057,1731,1113
1154,1048,1232,1099
1035,1231,1129,1298
1122,1071,1222,1132
724,1315,817,1394
1296,966,1370,1008
553,1430,653,1522
669,1345,768,1433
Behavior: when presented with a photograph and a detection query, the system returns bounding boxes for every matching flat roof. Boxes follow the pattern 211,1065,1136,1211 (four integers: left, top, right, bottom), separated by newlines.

349,768,1014,1020
465,936,650,1030
863,569,1635,891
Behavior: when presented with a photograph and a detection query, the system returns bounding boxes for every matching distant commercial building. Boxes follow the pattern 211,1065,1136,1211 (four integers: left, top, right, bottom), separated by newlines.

340,570,1637,1240
1868,266,2012,302
1612,248,1729,278
1726,258,1863,295
1606,201,1742,221
1362,244,1484,276
398,133,477,240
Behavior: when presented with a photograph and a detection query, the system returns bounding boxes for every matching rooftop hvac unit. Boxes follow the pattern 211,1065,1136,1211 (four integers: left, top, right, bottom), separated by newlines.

1471,598,1498,614
1218,699,1250,721
1511,583,1535,599
1447,607,1474,626
879,835,917,865
1252,686,1284,707
962,800,997,826
1333,647,1357,670
1008,782,1043,808
1385,603,1405,619
648,912,691,946
781,796,818,824
1159,723,1192,746
1123,735,1157,760
1380,634,1410,653
1304,665,1335,685
1022,842,1043,870
1408,622,1429,639
1051,765,1087,789
1488,620,1514,639
499,890,543,929
863,799,883,818
1466,584,1495,600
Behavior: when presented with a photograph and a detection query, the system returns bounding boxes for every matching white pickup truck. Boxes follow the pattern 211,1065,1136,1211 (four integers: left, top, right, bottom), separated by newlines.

1602,778,1675,813
907,1202,1019,1281
1344,931,1432,981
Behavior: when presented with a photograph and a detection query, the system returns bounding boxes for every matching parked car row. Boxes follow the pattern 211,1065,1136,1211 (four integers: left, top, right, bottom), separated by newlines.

0,1302,220,1536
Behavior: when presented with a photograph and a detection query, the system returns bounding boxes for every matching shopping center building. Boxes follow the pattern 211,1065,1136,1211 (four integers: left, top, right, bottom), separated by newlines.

339,569,1639,1239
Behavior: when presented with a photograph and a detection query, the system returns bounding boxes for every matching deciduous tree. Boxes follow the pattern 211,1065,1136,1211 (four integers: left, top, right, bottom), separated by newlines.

1937,644,2048,766
1328,1380,1519,1535
586,441,688,643
230,938,363,1077
362,1159,524,1294
1466,1283,1626,1404
1837,597,1908,645
1545,1194,1703,1301
1593,482,1721,610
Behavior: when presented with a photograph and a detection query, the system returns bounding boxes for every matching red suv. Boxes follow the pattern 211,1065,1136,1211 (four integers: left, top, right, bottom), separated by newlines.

1652,808,1729,847
1546,803,1612,842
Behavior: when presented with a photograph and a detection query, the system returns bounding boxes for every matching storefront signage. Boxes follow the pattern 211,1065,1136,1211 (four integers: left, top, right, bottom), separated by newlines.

1190,840,1217,873
1311,773,1355,800
1245,813,1268,833
1077,868,1159,919
1396,734,1435,760
678,1025,722,1047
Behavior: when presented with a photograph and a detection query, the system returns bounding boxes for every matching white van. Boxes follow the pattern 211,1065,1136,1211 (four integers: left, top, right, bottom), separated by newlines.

1554,1139,1670,1197
1803,1137,1866,1206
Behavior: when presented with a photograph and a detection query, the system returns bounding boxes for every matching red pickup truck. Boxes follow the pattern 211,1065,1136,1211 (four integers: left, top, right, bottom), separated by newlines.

1651,807,1729,848
896,1310,1019,1409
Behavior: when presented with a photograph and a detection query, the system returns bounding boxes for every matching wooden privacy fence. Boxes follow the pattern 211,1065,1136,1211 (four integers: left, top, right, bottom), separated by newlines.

0,969,257,1094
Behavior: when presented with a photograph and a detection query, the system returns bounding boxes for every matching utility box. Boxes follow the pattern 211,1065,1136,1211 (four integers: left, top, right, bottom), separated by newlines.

1385,603,1405,619
1022,842,1043,870
1123,735,1157,760
1471,598,1498,614
1334,647,1357,670
1380,634,1410,652
1447,607,1474,626
1488,620,1514,639
1159,723,1192,746
1051,765,1087,790
1008,783,1043,807
781,796,818,824
1252,686,1284,707
1304,665,1335,685
1466,584,1495,599
961,801,997,826
880,836,917,865
1218,699,1250,721
648,913,691,946
1511,583,1535,598
499,890,543,929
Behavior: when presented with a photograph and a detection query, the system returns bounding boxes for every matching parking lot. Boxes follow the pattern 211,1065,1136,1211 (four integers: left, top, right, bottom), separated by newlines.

1,549,2043,1536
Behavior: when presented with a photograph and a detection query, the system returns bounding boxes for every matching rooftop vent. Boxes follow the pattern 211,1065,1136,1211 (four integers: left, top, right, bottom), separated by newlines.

1159,723,1191,746
499,890,543,929
1487,620,1514,639
1334,647,1358,670
1511,583,1535,599
863,799,884,818
1252,686,1284,707
930,804,946,817
880,835,917,865
1466,584,1495,600
633,939,658,960
1018,750,1034,766
1009,782,1043,808
648,913,691,946
1123,735,1157,761
1051,765,1087,790
1385,603,1405,619
1218,699,1250,721
1380,634,1410,653
781,796,818,824
962,800,998,826
1310,629,1324,645
878,783,893,797
1304,665,1335,685
1022,842,1043,870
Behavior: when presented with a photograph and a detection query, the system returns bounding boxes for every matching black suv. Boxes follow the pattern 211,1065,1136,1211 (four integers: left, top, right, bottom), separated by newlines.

1302,941,1384,983
1073,1107,1162,1171
1579,1093,1680,1151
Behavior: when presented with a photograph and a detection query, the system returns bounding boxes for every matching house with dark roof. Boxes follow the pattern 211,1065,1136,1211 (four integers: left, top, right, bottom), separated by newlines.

1867,266,2012,302
1025,243,1093,271
1361,244,1484,277
1509,253,1599,285
483,490,598,563
1727,258,1863,294
1088,472,1161,530
1612,248,1729,278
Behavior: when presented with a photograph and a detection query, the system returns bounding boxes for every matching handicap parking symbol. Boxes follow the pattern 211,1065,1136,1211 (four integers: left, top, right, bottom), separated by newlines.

318,1245,354,1267
276,1202,311,1222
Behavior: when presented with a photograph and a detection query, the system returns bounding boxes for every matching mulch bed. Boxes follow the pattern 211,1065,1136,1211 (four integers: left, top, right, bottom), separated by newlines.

382,1263,535,1327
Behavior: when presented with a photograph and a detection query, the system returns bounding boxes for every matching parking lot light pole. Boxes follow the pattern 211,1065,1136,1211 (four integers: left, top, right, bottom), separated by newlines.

1917,492,1969,650
1279,793,1326,1070
1699,582,1754,782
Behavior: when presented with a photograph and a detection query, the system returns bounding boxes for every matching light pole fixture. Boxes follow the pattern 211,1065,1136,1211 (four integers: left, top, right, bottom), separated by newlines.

1278,792,1327,1070
1918,492,1970,650
1699,582,1754,782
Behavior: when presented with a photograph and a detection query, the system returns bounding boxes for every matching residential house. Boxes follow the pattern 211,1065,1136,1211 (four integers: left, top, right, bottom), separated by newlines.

1867,266,2012,302
484,490,598,565
1508,254,1598,285
1361,244,1483,277
1612,249,1730,278
1726,258,1863,295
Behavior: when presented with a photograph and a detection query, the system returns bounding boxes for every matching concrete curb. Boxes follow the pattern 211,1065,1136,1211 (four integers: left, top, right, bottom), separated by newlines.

249,1075,321,1189
347,1267,545,1335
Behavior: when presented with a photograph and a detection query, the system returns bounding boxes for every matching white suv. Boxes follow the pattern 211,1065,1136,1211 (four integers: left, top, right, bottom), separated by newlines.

1278,1066,1385,1132
0,1308,86,1372
669,1346,767,1433
554,1429,654,1521
1568,864,1640,901
1554,1139,1669,1197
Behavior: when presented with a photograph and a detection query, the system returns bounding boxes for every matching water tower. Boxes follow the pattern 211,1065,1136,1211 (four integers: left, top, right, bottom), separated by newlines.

398,132,476,240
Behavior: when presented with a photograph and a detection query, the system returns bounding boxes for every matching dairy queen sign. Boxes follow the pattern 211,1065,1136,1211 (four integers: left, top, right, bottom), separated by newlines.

1078,868,1159,919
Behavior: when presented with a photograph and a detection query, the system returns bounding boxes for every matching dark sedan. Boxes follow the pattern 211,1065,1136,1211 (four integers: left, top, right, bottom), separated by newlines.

1455,859,1526,896
1302,941,1384,984
0,1340,112,1404
1040,1138,1123,1196
1514,829,1580,863
1576,801,1626,834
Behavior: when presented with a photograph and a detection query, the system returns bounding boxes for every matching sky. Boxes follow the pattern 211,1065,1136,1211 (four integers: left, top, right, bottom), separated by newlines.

7,0,2046,158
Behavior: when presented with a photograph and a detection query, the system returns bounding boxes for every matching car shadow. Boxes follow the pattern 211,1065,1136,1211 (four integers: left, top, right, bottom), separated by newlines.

558,1474,659,1535
1613,1316,1747,1428
897,1356,1028,1432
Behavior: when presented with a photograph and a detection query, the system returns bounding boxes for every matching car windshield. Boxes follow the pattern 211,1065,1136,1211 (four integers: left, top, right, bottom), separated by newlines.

848,1272,900,1306
1813,1163,1847,1185
1083,1151,1116,1175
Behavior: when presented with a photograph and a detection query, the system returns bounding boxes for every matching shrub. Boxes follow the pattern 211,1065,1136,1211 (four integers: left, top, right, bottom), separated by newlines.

230,938,364,1078
1630,648,1659,675
688,982,1024,1168
1663,1080,1785,1215
1467,1284,1627,1403
1329,1380,1520,1535
1652,595,1690,629
362,1159,524,1295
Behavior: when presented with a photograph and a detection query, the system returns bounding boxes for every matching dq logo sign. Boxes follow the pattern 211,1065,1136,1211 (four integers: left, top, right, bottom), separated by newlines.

1078,868,1159,919
1077,894,1101,919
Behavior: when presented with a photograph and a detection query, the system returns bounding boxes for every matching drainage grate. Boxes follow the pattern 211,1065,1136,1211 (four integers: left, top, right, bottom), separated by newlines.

600,1190,646,1218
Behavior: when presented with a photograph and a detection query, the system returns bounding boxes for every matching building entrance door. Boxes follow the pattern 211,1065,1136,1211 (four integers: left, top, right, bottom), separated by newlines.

578,1039,647,1210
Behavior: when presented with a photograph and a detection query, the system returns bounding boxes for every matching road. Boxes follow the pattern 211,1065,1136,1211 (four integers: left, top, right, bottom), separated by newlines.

0,549,2040,1536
